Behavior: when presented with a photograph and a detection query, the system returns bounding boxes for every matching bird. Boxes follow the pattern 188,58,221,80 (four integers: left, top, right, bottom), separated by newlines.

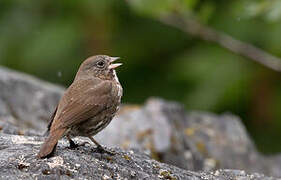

37,55,123,158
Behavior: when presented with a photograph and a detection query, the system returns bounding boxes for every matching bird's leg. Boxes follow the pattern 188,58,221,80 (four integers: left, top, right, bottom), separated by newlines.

88,136,115,155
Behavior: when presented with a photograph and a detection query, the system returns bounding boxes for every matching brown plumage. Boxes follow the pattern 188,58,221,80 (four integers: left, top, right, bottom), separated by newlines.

37,55,123,158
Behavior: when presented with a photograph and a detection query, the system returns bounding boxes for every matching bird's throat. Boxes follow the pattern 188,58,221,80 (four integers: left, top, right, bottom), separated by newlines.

112,70,120,83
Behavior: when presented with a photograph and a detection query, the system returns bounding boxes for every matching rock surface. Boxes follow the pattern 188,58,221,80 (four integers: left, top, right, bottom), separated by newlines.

0,66,281,179
0,133,277,180
0,67,63,134
96,99,281,177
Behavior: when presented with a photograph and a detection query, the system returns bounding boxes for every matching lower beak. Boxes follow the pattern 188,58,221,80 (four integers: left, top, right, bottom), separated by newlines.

109,57,122,69
108,63,122,69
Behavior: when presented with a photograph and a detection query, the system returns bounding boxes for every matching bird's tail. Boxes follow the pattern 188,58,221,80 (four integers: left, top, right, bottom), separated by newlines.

37,128,66,158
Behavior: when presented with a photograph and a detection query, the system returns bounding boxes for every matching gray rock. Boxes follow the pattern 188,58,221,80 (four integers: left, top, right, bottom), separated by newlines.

0,133,277,180
0,66,281,179
96,98,281,177
0,120,39,136
0,66,63,134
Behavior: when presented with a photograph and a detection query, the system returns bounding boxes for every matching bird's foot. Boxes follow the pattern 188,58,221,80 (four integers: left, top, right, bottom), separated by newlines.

69,141,89,149
69,140,78,149
95,145,116,155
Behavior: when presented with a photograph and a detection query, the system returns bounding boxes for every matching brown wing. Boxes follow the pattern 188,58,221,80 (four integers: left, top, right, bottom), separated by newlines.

50,78,112,132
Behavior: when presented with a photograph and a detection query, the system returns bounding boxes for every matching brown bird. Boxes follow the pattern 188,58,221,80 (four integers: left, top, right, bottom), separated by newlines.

37,55,123,158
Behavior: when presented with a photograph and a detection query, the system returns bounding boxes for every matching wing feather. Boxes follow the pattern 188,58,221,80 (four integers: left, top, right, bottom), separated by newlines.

50,78,112,132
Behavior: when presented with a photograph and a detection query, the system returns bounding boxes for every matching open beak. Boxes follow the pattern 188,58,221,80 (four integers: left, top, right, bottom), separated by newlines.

109,57,122,69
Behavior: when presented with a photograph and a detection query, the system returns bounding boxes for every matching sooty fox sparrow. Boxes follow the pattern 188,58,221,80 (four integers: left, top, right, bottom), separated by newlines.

37,55,123,158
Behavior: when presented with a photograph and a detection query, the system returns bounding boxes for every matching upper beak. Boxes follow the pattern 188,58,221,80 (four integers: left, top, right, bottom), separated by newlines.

109,57,122,69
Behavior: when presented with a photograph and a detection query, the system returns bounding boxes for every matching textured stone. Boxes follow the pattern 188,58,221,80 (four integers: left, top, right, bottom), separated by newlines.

0,66,63,134
0,66,281,179
96,98,281,177
0,134,277,180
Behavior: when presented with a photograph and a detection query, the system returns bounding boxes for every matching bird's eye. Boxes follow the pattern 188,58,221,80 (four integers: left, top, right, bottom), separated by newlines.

96,60,105,68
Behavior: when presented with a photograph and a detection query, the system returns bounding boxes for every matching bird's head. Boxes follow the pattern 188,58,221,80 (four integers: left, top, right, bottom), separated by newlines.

76,55,122,81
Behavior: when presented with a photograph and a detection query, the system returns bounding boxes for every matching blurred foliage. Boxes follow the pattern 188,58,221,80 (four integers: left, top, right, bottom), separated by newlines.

0,0,281,153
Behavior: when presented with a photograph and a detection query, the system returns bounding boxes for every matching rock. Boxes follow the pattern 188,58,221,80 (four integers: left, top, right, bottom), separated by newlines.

0,66,63,134
0,133,277,180
96,98,281,177
0,66,280,178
